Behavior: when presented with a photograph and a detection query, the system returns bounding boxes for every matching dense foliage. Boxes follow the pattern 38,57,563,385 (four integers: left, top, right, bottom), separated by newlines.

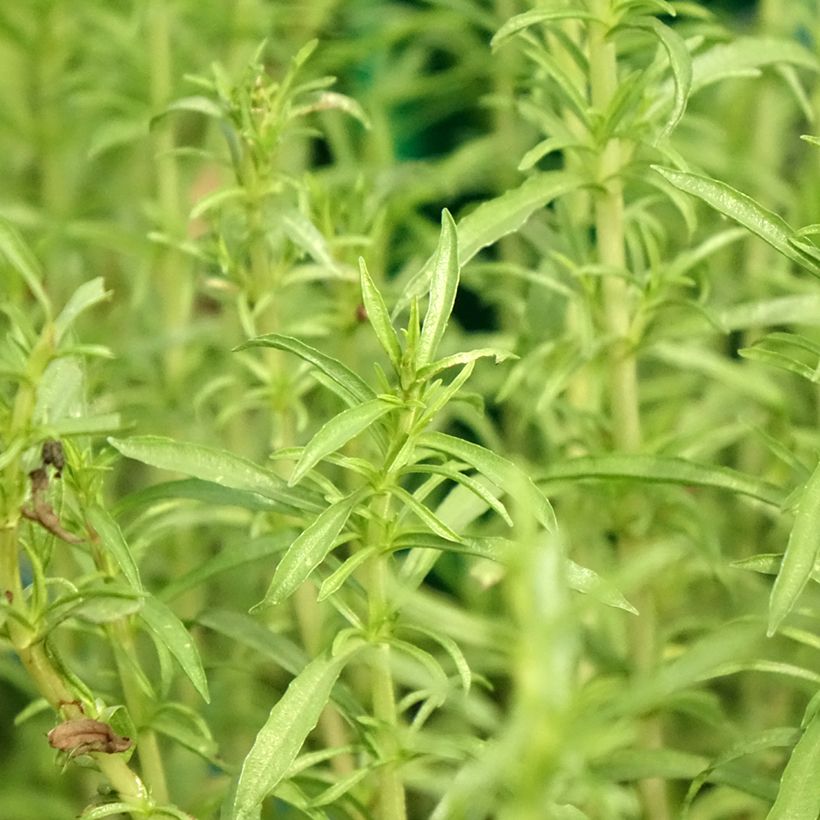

2,1,820,818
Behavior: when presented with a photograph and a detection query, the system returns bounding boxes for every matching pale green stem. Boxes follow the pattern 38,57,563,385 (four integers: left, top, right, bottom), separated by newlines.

588,6,668,819
367,511,406,820
108,620,170,804
147,0,191,383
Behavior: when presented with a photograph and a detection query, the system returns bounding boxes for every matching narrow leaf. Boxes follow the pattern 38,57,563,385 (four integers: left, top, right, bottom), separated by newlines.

256,492,364,609
766,711,820,820
318,546,377,601
234,334,375,406
391,485,462,542
0,219,50,318
86,504,142,592
139,597,209,702
644,18,692,137
108,436,323,514
491,10,597,49
566,559,638,615
417,210,459,368
290,398,397,486
359,259,402,368
769,459,820,635
281,209,341,273
232,646,360,820
397,171,583,313
653,167,817,273
421,431,556,529
540,454,785,507
160,533,294,602
54,278,110,343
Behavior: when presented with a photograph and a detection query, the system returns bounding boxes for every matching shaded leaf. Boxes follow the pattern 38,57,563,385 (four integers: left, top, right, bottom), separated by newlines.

769,459,820,635
234,334,375,406
86,504,142,592
54,278,110,343
540,454,785,507
139,597,209,702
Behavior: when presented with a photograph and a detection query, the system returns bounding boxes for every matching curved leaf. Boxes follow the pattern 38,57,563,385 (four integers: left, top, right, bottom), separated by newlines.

139,596,209,702
769,459,820,635
767,711,820,820
540,454,786,507
290,398,398,486
652,167,818,274
86,504,142,592
232,643,362,820
234,334,374,406
417,210,459,368
421,431,556,529
108,435,323,514
255,491,366,609
359,259,402,368
396,171,584,313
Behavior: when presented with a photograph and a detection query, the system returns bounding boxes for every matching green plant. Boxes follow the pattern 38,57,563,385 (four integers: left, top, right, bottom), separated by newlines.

3,2,820,819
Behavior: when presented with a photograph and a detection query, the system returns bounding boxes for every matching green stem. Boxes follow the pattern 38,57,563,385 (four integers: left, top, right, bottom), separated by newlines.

108,620,170,804
147,0,190,384
588,6,667,819
364,484,406,820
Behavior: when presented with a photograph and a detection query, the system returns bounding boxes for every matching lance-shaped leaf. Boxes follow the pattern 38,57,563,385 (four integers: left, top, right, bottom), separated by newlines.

391,485,462,543
235,334,374,406
540,454,786,507
0,218,51,318
86,504,142,592
396,171,583,313
289,398,398,486
417,210,459,368
139,596,210,702
231,642,362,820
359,259,402,369
491,9,598,49
769,460,820,635
652,167,819,274
108,436,323,514
54,278,111,344
634,18,692,137
420,431,556,530
254,491,366,609
766,710,820,820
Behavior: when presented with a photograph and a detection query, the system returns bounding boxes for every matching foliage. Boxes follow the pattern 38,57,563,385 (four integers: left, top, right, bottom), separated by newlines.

2,1,820,818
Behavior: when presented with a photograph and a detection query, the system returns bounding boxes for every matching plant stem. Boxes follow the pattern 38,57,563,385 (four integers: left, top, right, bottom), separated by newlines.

366,490,406,820
108,619,170,804
147,0,191,384
588,5,668,819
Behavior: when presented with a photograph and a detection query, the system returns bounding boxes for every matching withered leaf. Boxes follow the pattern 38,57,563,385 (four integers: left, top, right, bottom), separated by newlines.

47,718,132,755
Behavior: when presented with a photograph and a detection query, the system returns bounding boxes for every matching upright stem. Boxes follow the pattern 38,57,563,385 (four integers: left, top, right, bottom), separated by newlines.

367,492,406,820
147,0,190,384
588,6,667,819
108,620,170,804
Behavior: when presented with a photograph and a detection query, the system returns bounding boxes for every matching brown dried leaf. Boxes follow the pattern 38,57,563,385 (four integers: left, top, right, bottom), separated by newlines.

47,718,132,755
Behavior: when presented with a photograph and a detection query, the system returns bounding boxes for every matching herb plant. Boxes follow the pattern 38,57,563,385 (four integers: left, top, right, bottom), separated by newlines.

2,2,820,819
